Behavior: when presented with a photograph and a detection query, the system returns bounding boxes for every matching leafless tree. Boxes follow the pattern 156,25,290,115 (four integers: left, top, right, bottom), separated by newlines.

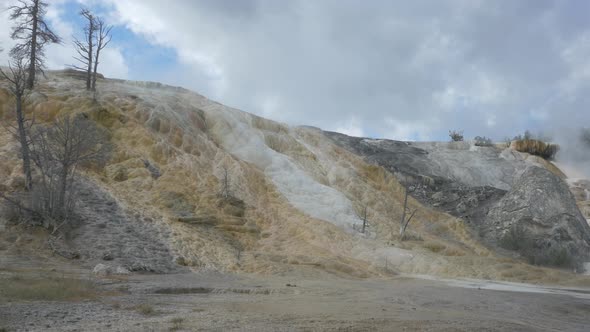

30,115,111,226
355,204,369,234
9,0,61,89
399,182,417,241
91,16,112,91
448,129,464,142
219,165,232,199
0,53,34,190
72,9,96,90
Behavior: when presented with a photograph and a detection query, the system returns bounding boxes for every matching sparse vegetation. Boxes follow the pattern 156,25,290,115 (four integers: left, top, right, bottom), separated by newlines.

169,317,184,331
511,138,558,160
473,136,493,147
0,54,34,191
448,130,464,142
0,114,112,231
527,247,573,268
510,130,559,160
499,224,530,251
0,275,97,302
29,115,112,228
500,224,573,268
136,303,156,316
400,232,423,241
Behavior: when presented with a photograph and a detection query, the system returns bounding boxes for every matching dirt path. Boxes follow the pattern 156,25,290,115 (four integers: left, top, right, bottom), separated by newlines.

1,270,589,331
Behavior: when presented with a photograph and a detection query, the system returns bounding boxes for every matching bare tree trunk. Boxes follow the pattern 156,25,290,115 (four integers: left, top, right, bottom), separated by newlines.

85,24,93,90
91,18,112,91
26,0,39,89
58,166,68,214
91,48,99,91
361,205,368,233
72,9,96,91
400,185,408,237
15,95,33,190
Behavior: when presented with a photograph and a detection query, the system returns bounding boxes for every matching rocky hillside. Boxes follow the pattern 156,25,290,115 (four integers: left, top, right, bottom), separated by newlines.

324,131,590,268
1,70,589,283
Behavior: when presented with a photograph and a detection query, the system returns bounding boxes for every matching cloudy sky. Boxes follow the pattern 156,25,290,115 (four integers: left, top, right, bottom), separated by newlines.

1,0,589,141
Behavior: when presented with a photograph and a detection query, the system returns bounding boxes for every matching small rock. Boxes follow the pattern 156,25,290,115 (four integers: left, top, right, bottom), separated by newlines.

102,252,114,261
93,263,112,276
456,201,467,214
114,266,131,275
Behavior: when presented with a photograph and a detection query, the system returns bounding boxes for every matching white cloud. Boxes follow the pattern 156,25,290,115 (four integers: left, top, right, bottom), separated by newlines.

3,0,590,142
333,116,365,138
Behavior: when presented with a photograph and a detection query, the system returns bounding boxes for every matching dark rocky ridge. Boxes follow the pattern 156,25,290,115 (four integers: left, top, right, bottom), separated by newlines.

322,131,507,222
323,130,590,268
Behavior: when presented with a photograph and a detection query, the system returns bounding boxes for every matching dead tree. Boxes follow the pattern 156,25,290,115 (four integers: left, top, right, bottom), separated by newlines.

220,166,231,199
9,0,61,89
399,183,418,241
91,16,112,91
355,204,369,233
72,9,96,90
0,53,34,190
30,115,111,225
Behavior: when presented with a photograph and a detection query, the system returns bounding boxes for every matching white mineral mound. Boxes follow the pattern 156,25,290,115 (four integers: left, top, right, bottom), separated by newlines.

1,70,586,283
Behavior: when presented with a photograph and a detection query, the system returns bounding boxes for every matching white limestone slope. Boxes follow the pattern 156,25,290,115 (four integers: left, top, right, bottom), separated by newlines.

203,102,361,230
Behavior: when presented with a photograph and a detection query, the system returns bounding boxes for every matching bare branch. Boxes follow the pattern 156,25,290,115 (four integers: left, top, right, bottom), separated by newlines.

8,0,62,88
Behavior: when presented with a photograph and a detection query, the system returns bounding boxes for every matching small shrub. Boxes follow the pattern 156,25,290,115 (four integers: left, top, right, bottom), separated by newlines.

402,232,423,241
526,247,573,268
449,130,464,142
474,136,493,147
170,317,184,331
499,224,530,251
0,200,22,223
136,303,155,316
512,139,559,160
501,225,574,268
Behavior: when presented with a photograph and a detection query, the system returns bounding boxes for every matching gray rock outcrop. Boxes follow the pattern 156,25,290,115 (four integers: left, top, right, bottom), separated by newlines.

323,130,590,268
484,167,590,267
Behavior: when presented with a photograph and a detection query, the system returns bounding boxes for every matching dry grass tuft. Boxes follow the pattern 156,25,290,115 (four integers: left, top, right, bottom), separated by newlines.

169,317,184,331
423,241,446,253
136,303,156,316
512,139,558,160
431,223,449,236
441,246,466,257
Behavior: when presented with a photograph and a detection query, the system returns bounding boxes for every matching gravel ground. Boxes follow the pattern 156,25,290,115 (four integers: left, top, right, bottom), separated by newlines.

1,270,589,332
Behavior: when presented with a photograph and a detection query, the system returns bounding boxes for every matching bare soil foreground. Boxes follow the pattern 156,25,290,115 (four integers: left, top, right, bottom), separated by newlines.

1,262,589,332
